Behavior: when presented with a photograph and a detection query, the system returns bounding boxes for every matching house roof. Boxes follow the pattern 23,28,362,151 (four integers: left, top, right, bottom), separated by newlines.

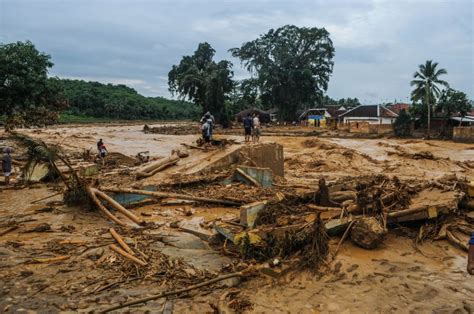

325,105,347,118
339,105,398,118
387,103,410,114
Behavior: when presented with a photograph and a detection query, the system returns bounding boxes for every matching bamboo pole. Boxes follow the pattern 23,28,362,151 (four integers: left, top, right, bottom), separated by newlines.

92,188,144,226
87,187,126,226
101,187,242,206
110,244,147,266
109,228,135,255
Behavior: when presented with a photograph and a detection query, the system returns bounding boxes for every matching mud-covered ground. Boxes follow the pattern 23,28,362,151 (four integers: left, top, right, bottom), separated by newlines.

0,124,473,313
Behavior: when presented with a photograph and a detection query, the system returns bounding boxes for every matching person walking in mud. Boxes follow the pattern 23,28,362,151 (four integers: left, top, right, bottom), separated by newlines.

97,138,104,153
252,113,261,143
243,113,253,143
200,111,215,140
98,143,108,166
1,147,13,185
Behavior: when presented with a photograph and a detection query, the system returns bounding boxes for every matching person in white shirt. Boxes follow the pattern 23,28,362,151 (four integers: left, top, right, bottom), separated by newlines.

252,114,261,143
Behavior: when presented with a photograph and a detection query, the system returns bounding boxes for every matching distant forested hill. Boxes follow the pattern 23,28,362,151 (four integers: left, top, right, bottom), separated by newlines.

57,79,200,120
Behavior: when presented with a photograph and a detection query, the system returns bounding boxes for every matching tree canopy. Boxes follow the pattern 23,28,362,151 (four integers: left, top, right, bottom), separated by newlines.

168,42,234,125
436,88,471,119
0,41,67,128
230,25,335,121
59,79,199,120
410,60,448,137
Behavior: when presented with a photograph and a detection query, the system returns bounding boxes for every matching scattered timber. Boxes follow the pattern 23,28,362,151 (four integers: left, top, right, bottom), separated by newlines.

101,187,242,206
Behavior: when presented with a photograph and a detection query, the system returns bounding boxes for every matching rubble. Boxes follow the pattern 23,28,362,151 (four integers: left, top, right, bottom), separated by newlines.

1,125,473,313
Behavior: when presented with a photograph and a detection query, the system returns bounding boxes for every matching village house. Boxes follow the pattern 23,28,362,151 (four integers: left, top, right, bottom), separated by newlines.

339,104,398,124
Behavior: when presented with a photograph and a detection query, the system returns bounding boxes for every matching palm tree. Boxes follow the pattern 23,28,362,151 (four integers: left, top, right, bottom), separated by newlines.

410,60,449,138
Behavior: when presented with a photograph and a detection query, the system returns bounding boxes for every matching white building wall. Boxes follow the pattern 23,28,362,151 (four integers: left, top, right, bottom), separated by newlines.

343,117,395,124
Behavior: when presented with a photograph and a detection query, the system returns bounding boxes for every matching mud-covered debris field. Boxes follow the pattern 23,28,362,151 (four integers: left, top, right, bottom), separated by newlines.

0,123,473,313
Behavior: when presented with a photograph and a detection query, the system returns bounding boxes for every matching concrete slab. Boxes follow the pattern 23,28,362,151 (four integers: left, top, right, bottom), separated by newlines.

235,165,273,187
240,200,267,228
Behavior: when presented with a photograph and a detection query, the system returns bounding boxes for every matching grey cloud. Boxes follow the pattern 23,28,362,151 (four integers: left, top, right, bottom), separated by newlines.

0,0,472,102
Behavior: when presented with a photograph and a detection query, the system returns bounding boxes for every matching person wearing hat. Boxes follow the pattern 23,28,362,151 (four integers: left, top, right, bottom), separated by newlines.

1,147,12,185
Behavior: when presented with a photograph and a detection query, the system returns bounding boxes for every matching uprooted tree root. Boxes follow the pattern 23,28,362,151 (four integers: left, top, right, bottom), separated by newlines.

240,215,329,270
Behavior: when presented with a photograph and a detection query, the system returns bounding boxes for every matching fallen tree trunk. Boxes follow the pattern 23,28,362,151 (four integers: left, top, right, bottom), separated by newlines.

101,187,242,206
136,155,180,179
87,187,126,226
92,188,144,226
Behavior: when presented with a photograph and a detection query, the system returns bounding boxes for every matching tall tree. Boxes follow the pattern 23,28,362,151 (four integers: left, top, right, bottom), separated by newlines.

230,25,335,121
436,88,471,124
168,43,233,125
410,60,449,138
0,41,67,128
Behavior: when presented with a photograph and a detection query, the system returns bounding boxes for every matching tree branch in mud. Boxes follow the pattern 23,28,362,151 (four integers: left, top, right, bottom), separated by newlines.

99,268,254,313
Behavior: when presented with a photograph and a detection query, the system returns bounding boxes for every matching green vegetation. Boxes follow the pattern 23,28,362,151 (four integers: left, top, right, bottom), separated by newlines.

436,88,471,121
410,60,449,137
230,25,335,121
58,79,200,121
0,41,67,128
168,42,233,126
393,109,412,137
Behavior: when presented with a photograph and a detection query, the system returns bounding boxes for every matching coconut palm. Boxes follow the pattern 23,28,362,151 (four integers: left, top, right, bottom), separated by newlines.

410,60,449,138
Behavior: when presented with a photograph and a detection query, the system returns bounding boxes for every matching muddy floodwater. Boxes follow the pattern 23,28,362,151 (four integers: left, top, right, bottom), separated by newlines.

0,123,473,313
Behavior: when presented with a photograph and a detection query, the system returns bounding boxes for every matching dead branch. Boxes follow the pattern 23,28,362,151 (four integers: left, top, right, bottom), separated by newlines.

92,188,144,225
110,244,147,266
109,228,135,256
87,187,126,226
100,268,252,313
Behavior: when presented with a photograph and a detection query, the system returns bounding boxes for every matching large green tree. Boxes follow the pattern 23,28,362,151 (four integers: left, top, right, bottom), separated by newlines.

436,88,471,124
230,25,335,121
168,43,234,125
0,41,67,128
410,60,449,138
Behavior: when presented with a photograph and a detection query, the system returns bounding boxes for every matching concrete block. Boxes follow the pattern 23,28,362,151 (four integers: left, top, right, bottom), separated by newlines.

325,216,354,236
240,200,267,228
213,222,244,243
235,165,273,187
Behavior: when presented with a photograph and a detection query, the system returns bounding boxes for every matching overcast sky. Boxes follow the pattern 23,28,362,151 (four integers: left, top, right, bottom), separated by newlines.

1,0,473,103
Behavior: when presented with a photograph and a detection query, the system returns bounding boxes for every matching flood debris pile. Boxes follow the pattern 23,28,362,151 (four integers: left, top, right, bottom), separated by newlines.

1,130,473,312
143,124,197,135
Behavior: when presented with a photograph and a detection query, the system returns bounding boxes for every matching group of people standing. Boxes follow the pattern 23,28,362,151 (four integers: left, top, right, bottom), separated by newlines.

243,113,261,143
199,111,261,145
